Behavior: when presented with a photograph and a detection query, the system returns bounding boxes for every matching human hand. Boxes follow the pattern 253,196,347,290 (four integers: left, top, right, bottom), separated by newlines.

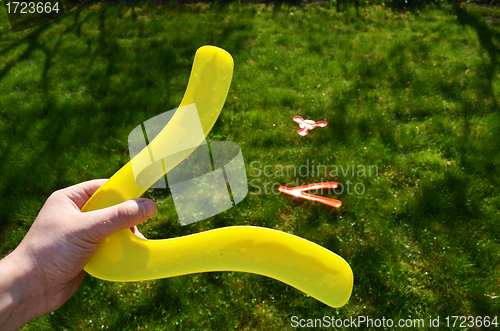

0,179,156,330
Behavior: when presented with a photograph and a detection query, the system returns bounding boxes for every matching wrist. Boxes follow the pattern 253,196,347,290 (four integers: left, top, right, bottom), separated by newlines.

0,250,39,331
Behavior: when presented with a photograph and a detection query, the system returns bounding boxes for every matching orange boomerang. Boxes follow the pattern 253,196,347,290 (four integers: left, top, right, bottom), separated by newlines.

278,182,342,208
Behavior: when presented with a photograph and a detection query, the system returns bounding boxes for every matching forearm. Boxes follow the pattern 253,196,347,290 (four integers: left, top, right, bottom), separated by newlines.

0,180,155,330
0,251,38,331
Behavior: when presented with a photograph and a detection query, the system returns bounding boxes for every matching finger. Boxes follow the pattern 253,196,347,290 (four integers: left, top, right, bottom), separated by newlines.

60,179,109,210
78,199,156,243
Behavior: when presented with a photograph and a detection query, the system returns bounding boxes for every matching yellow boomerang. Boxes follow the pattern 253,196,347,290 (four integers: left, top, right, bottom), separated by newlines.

82,46,353,308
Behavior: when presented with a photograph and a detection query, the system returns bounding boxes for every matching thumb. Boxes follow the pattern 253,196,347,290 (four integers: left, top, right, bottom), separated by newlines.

80,199,156,243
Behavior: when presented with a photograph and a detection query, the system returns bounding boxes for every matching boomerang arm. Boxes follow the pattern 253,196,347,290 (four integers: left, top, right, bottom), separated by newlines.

81,46,234,212
279,182,342,208
85,226,353,308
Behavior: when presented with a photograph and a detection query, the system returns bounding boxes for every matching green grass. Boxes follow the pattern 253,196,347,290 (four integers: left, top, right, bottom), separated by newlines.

1,1,500,330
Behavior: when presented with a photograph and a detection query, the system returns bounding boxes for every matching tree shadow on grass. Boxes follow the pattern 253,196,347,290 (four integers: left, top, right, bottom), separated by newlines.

453,4,500,182
455,4,499,104
313,6,500,317
0,1,256,251
394,163,500,316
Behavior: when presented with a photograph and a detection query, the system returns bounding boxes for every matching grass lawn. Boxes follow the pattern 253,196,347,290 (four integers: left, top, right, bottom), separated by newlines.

1,0,500,329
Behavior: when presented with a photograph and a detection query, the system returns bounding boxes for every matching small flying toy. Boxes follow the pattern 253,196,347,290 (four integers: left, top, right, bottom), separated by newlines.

293,116,327,136
82,46,353,308
279,182,342,208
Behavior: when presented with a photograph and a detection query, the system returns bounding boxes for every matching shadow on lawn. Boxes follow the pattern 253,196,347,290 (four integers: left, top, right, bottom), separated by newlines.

387,6,500,316
455,4,499,108
0,2,257,327
453,4,500,177
0,2,256,251
0,22,84,246
302,5,500,318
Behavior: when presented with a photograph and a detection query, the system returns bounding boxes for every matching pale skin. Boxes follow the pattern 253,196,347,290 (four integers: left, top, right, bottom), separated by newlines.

0,179,156,330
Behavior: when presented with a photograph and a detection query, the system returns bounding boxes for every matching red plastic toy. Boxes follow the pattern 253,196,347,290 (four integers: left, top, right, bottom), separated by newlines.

293,116,327,136
278,182,342,208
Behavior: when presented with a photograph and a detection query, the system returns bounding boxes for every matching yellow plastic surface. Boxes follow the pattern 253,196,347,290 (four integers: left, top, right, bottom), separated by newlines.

82,46,354,308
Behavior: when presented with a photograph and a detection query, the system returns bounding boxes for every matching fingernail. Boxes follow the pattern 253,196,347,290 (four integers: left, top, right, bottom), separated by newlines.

141,200,156,217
